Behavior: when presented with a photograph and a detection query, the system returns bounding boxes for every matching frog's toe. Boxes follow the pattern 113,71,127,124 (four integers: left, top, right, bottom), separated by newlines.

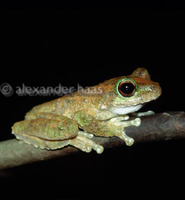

125,137,134,146
136,110,155,117
78,131,94,139
93,144,104,154
82,142,103,154
132,118,141,126
82,145,92,153
68,133,104,154
116,131,135,146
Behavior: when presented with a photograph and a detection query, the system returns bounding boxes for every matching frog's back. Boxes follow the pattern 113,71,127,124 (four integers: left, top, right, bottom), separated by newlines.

25,90,102,120
25,96,67,119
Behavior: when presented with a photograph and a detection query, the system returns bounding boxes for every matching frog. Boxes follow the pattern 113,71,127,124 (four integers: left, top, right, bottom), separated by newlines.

12,68,162,154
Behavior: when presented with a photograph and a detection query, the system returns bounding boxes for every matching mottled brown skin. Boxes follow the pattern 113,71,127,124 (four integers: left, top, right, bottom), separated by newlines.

12,68,162,153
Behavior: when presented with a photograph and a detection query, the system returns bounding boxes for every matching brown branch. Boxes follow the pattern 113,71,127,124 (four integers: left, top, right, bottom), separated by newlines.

0,111,184,170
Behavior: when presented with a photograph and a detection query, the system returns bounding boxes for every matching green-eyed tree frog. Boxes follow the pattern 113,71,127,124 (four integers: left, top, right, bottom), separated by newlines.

12,68,162,153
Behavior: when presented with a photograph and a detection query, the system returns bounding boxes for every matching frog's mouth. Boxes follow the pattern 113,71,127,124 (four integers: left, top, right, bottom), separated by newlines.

110,104,143,115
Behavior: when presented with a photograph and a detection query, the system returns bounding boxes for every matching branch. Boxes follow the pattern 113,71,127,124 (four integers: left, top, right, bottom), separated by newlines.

0,111,184,170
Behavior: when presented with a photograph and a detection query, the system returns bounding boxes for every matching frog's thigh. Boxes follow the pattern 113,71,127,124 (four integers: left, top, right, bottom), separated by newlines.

12,117,79,150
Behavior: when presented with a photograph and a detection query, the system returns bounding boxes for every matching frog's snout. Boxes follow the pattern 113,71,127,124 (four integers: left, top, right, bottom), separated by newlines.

152,83,162,100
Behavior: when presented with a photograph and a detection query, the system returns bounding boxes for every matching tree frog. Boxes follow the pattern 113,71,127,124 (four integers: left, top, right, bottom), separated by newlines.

12,68,162,154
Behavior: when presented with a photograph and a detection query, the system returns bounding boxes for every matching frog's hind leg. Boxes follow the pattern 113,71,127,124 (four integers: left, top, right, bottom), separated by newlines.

12,117,78,150
12,115,104,153
14,132,70,150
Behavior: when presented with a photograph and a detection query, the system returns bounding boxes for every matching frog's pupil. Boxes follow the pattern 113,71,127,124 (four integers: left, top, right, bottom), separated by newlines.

122,83,134,94
119,82,135,97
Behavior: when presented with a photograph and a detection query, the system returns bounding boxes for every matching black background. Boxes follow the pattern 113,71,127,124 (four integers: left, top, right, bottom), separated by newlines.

0,1,185,199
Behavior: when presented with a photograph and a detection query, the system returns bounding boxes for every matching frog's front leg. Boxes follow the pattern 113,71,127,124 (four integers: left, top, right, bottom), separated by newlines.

74,110,141,146
108,116,141,146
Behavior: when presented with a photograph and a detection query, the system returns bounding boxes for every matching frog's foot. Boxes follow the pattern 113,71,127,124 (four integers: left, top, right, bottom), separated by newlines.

68,131,104,154
111,116,141,128
112,117,141,146
14,133,70,150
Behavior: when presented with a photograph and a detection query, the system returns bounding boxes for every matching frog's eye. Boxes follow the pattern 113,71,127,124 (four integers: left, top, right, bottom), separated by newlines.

117,80,136,97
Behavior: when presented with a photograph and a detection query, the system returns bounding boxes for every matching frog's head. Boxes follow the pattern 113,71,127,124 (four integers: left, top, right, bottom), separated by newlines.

99,68,162,115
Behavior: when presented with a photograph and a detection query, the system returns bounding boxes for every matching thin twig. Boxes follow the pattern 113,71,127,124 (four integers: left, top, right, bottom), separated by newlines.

0,111,184,170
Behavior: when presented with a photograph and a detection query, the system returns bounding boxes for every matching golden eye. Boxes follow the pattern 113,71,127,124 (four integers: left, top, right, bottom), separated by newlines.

118,80,136,97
